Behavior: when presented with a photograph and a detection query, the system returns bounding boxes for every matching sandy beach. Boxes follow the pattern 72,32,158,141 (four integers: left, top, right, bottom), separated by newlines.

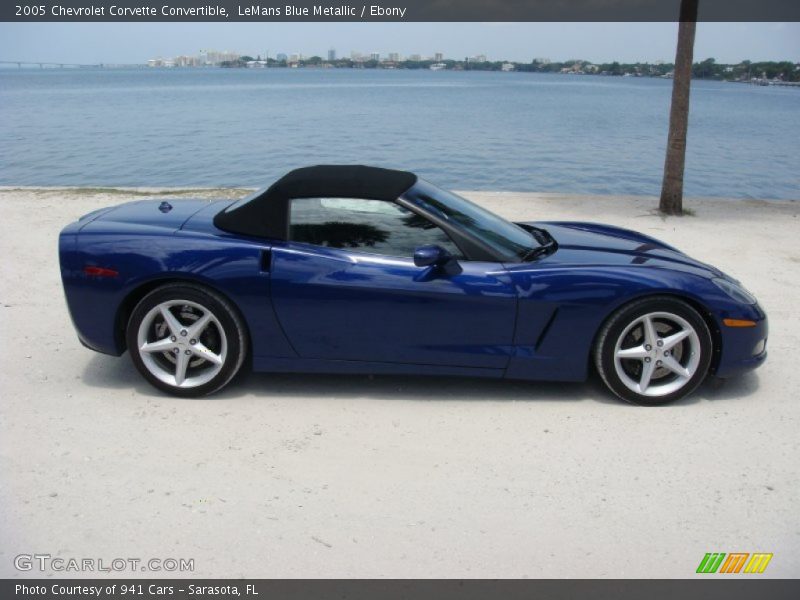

0,187,798,578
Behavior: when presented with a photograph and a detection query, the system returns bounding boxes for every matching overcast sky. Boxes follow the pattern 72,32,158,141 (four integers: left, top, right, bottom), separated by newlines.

0,22,798,64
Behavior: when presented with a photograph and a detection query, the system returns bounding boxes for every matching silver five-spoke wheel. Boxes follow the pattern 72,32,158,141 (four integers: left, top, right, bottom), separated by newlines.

595,296,712,405
137,300,228,388
128,283,247,397
613,312,700,398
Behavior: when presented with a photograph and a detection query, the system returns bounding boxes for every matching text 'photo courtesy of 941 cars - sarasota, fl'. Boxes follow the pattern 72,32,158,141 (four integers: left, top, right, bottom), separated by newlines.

58,165,768,405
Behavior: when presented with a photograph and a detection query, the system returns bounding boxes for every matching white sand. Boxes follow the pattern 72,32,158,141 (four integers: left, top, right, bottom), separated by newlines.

0,188,798,578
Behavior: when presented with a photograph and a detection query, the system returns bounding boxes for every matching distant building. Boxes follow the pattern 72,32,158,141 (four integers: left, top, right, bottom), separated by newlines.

199,50,240,66
409,54,421,62
501,62,515,72
560,61,583,74
473,54,487,63
387,52,400,62
147,58,176,68
370,52,380,61
173,55,198,67
276,53,288,62
327,48,336,61
434,52,443,62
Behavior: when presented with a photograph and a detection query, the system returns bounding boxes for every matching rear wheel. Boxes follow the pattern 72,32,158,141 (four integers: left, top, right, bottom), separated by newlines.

594,296,712,405
126,283,248,397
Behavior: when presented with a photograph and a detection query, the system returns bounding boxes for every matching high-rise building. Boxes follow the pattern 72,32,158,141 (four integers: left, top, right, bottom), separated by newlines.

387,52,400,62
198,50,240,66
327,48,336,61
434,52,443,62
276,53,288,62
370,52,380,61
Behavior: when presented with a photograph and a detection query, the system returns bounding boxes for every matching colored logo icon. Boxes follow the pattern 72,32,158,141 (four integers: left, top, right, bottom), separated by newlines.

696,553,773,574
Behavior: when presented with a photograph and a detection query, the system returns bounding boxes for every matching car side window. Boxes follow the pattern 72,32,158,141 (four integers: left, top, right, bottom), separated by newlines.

289,197,463,258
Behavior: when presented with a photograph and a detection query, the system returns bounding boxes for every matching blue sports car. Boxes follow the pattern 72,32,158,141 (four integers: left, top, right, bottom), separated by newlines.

59,165,767,405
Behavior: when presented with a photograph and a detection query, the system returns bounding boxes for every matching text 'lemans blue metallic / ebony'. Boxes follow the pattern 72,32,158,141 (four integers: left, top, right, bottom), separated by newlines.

59,165,767,404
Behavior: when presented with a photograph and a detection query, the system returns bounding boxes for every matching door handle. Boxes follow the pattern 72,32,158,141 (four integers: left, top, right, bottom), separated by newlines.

260,249,272,273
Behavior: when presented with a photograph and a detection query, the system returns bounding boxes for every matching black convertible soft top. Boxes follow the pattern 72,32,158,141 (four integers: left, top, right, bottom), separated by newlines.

214,165,418,239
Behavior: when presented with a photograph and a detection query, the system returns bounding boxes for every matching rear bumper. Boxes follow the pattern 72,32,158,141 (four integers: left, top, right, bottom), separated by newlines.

714,307,768,378
60,222,126,357
76,330,123,356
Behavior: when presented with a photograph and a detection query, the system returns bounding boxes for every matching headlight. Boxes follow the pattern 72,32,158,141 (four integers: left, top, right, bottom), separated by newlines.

712,278,757,305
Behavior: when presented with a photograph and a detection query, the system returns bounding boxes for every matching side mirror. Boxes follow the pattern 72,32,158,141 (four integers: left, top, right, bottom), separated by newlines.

414,245,453,268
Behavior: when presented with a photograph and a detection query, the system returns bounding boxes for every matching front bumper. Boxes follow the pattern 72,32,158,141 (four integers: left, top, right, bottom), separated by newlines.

714,305,768,378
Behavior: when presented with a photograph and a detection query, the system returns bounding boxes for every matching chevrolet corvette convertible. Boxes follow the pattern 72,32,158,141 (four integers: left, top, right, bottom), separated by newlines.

59,165,767,405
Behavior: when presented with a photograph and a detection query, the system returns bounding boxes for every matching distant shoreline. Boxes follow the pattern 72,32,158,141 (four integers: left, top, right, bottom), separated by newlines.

1,187,796,204
3,58,799,85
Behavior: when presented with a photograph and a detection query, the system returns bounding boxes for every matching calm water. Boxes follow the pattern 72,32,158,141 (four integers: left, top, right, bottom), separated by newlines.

0,68,798,199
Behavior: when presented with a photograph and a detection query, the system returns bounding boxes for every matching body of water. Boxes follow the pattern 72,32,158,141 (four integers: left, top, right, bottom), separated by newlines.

0,68,797,199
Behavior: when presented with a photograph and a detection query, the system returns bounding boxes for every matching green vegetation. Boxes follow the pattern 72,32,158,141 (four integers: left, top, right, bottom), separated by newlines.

690,58,798,81
229,56,800,82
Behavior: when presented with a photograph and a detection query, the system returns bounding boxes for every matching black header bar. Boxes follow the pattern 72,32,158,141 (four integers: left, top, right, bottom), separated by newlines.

2,0,799,22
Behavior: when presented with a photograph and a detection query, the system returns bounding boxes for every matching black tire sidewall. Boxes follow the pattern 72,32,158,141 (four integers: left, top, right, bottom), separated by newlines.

126,283,247,397
597,297,712,406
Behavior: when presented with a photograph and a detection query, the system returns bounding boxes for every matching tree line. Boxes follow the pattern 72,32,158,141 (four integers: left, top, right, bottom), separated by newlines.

221,55,799,82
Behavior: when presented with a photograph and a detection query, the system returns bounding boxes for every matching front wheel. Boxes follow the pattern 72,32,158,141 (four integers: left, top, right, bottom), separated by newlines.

126,283,248,397
594,296,713,406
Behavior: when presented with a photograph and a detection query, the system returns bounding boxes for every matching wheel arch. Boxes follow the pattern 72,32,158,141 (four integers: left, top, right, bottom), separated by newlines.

590,291,722,376
114,275,252,358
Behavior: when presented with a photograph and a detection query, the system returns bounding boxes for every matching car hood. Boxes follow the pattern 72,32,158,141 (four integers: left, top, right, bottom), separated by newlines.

522,221,723,278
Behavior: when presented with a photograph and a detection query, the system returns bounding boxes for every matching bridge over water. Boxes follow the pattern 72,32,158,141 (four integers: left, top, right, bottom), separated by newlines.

0,61,141,69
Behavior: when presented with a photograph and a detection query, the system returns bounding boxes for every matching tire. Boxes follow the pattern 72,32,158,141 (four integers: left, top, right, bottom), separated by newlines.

126,283,248,397
594,296,712,406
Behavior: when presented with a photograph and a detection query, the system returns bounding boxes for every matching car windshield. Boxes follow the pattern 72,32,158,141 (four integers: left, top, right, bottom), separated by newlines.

406,179,539,261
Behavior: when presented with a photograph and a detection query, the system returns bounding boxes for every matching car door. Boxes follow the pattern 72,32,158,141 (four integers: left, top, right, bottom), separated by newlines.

269,197,518,369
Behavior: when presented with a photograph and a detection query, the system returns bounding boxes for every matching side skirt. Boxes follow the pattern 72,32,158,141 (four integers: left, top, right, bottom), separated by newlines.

252,356,505,379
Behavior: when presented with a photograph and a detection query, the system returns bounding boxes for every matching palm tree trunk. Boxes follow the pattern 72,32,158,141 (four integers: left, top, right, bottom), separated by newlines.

659,0,698,215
